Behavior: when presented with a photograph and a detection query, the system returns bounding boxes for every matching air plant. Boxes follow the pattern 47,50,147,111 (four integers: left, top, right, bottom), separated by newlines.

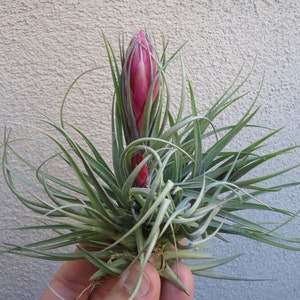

1,30,300,299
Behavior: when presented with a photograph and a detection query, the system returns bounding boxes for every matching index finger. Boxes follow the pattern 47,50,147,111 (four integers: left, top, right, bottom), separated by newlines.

40,257,98,300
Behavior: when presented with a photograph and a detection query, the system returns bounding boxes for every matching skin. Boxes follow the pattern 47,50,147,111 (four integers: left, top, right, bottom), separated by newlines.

40,258,194,300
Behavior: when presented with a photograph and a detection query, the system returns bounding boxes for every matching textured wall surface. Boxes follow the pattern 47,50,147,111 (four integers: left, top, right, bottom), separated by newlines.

1,1,300,299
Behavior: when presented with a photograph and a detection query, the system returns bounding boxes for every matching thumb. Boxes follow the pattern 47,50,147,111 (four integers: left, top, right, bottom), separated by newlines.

103,262,161,300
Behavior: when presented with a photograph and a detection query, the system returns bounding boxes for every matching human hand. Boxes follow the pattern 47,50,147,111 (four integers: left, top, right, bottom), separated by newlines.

40,258,194,299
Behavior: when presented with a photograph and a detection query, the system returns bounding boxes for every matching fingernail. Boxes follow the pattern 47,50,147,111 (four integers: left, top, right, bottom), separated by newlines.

123,265,151,297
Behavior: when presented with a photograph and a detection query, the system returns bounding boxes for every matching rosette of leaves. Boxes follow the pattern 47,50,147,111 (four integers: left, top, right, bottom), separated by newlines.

1,31,300,299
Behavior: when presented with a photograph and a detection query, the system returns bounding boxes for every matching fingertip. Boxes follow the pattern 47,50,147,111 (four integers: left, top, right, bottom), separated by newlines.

137,262,161,299
143,261,161,289
103,262,161,300
160,262,194,300
40,259,98,300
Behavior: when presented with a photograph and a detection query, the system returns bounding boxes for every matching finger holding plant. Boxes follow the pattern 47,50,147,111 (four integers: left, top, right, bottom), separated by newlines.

1,30,300,299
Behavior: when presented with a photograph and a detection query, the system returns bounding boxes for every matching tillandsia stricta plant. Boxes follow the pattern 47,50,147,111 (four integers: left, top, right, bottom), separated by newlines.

1,30,300,299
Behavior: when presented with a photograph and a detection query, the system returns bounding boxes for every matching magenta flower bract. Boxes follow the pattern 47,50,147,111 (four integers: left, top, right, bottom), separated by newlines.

122,31,161,187
131,152,148,187
124,30,161,137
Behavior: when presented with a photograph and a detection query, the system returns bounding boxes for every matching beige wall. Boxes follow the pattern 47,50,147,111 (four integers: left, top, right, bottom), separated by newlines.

1,1,299,299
